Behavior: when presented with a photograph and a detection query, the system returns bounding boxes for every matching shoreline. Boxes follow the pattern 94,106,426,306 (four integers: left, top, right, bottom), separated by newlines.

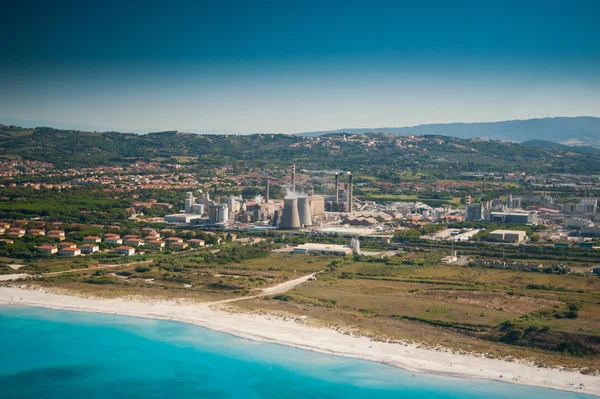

0,286,598,396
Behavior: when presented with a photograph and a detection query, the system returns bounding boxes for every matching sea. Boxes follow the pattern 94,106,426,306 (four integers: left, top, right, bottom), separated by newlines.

0,306,594,399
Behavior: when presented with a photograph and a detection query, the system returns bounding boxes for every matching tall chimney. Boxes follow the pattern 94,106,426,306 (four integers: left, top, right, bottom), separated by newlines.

265,177,270,203
334,173,339,203
291,163,296,193
348,172,353,213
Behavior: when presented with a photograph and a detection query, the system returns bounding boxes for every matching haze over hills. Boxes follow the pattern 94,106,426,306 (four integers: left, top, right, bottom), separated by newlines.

296,117,600,147
3,116,600,146
0,117,119,134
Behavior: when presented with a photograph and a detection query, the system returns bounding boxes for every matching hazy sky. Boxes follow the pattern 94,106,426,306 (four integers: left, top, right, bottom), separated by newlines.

2,0,599,133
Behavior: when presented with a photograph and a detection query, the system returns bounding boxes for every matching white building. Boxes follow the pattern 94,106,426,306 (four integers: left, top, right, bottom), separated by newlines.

37,245,58,254
488,230,527,242
60,247,81,256
293,243,353,256
114,246,135,256
80,244,100,254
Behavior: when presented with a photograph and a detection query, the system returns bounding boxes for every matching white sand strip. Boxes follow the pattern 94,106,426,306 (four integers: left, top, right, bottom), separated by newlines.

0,286,597,396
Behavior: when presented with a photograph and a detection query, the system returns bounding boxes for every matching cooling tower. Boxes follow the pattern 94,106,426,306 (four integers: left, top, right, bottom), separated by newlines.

297,197,312,227
279,198,301,229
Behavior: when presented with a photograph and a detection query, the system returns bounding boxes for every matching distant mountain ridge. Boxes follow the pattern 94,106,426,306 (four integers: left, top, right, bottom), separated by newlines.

296,117,600,147
521,139,600,154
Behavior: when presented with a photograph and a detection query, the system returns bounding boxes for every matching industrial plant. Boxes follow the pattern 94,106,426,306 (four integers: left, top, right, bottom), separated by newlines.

162,164,365,234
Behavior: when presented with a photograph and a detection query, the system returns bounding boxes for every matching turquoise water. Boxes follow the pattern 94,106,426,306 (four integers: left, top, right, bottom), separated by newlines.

0,306,594,399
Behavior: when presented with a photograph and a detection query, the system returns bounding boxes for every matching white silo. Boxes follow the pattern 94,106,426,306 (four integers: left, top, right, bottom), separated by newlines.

350,237,361,254
217,204,229,223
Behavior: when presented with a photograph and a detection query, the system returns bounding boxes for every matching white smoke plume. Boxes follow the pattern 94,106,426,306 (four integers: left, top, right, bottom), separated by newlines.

253,194,264,203
282,185,308,200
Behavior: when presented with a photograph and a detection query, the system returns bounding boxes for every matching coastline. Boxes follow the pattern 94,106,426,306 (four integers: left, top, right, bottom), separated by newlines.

0,286,598,396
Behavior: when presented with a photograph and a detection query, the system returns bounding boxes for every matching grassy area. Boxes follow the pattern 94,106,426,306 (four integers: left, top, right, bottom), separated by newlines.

235,253,600,369
3,252,329,300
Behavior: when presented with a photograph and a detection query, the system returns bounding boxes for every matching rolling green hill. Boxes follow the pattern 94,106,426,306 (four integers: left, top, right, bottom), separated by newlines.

1,125,599,177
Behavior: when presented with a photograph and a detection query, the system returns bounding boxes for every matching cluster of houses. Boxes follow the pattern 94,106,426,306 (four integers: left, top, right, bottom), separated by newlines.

0,222,67,241
2,220,265,258
33,227,206,257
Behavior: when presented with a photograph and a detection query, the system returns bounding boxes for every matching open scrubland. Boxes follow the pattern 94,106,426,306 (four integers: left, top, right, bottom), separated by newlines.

1,251,329,301
234,252,600,371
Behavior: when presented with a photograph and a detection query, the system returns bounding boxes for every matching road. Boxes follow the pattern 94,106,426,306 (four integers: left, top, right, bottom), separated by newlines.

211,271,320,304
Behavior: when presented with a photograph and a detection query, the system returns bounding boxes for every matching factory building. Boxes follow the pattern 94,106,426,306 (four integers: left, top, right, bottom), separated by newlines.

488,230,527,242
309,195,325,217
208,204,229,224
466,203,486,221
577,199,597,214
165,191,206,224
222,196,241,213
489,211,538,225
164,213,204,224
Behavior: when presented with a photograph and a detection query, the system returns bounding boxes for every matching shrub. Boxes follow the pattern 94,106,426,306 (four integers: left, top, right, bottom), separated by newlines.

565,310,579,319
272,294,294,301
503,329,524,343
84,278,116,285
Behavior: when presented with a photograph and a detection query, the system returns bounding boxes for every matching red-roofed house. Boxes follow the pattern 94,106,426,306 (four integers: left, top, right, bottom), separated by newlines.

114,246,135,256
37,245,58,254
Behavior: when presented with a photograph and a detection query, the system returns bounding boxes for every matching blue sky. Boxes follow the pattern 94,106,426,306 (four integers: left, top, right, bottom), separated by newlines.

1,0,599,133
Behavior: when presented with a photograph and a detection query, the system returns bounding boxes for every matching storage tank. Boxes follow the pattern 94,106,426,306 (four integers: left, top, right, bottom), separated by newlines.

279,199,301,229
298,197,312,227
217,204,229,223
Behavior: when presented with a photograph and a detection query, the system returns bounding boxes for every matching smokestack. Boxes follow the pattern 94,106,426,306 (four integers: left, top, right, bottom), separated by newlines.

291,164,296,193
298,197,312,227
334,173,339,203
348,172,353,213
265,177,270,203
279,198,301,229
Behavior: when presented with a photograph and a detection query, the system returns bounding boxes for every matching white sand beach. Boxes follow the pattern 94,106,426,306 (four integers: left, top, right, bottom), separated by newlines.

0,285,598,396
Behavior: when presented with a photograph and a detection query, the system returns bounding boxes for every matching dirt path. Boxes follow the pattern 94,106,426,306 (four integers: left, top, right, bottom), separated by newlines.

0,260,155,281
41,260,154,276
211,272,320,304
